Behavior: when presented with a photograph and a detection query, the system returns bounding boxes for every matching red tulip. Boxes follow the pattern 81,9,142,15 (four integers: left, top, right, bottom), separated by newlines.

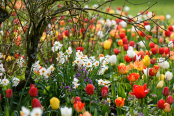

165,30,171,37
124,55,132,63
117,6,121,10
151,48,157,55
149,68,156,76
123,44,128,51
144,21,150,26
168,25,173,32
120,33,125,39
76,47,84,52
6,89,12,98
129,84,150,99
30,84,35,89
85,84,94,95
163,87,169,96
101,86,108,98
115,97,125,107
0,94,1,101
139,31,145,37
166,95,173,104
74,96,81,104
164,48,170,54
114,49,119,55
32,98,41,108
157,99,165,109
64,30,69,37
149,42,155,48
122,38,128,44
29,87,38,97
129,41,134,47
58,34,63,41
159,48,164,54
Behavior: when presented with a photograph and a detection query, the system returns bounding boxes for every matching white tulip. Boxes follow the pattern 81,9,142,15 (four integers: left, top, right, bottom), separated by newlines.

61,107,72,116
145,25,151,31
127,49,136,58
168,41,173,48
109,55,117,65
162,61,169,69
138,41,145,48
143,68,149,76
119,21,127,28
165,71,173,81
158,58,165,67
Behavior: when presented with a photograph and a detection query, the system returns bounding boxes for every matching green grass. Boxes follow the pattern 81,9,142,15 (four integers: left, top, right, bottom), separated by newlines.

88,0,174,18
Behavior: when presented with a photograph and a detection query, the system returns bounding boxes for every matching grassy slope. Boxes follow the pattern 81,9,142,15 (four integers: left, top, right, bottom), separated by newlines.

88,0,174,18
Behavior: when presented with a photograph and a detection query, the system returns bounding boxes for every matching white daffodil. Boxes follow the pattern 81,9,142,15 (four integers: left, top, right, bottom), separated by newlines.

76,50,83,58
93,61,99,67
20,106,30,116
60,106,72,116
86,60,92,68
39,67,47,76
66,47,72,56
12,77,20,87
1,78,9,86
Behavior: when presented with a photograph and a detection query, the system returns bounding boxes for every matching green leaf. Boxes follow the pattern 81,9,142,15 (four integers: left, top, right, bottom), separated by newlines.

117,83,126,98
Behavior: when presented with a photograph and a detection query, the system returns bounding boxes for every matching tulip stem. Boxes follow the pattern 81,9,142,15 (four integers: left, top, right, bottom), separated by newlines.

90,95,91,113
141,98,143,113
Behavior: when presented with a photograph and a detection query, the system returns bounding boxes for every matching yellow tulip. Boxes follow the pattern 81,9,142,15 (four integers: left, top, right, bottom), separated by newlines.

163,103,171,113
157,80,164,89
142,55,150,66
104,40,111,49
171,33,174,39
50,97,60,110
159,74,165,80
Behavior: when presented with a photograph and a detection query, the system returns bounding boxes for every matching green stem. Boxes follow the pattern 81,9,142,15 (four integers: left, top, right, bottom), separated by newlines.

141,98,143,113
90,95,91,113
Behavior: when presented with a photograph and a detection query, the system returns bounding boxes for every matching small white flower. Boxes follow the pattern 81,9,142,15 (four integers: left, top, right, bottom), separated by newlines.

30,107,43,116
124,6,130,11
165,71,173,81
158,58,165,67
138,41,146,48
1,78,9,86
106,19,112,27
97,31,104,39
60,106,72,116
20,106,30,116
119,21,127,28
127,49,136,58
145,25,151,31
147,12,153,18
168,41,173,48
166,14,171,19
93,61,99,67
66,47,73,55
76,50,83,58
86,60,92,68
39,67,47,76
12,77,20,87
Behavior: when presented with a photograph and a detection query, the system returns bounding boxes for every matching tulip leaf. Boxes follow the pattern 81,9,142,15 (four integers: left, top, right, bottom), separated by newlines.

117,83,126,98
94,108,98,116
101,104,110,115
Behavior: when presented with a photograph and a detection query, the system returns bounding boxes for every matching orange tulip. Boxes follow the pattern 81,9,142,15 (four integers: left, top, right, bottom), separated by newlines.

115,97,125,107
74,102,85,113
134,60,147,71
118,39,123,46
117,63,129,74
127,73,140,82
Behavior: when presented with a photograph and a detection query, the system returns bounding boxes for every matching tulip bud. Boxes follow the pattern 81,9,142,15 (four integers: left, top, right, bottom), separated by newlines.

159,48,164,54
151,48,157,55
74,96,81,104
85,84,94,95
166,95,173,104
152,65,160,74
149,42,155,48
163,103,171,113
104,40,111,49
32,98,41,108
50,97,60,110
157,99,165,109
123,44,128,51
29,87,38,97
115,97,125,107
129,41,134,47
143,55,150,66
118,40,123,46
30,84,35,89
122,38,128,44
149,68,156,76
6,89,12,98
163,87,169,96
71,97,75,104
157,81,164,89
119,33,125,39
101,86,108,98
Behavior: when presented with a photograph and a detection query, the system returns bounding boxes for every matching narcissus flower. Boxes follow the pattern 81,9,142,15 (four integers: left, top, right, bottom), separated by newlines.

50,97,60,110
85,84,94,95
115,97,125,107
129,84,150,99
104,40,111,49
157,99,165,109
74,102,85,113
163,103,171,113
117,63,129,74
127,73,140,82
142,55,150,66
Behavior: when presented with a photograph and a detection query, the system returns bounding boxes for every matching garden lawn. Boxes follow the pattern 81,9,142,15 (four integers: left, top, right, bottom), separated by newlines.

88,0,174,19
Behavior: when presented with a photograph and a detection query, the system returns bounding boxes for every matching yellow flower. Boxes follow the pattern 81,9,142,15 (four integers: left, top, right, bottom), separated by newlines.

142,55,150,66
104,40,111,49
171,33,174,39
159,74,165,81
157,80,164,89
50,97,60,110
163,103,171,113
